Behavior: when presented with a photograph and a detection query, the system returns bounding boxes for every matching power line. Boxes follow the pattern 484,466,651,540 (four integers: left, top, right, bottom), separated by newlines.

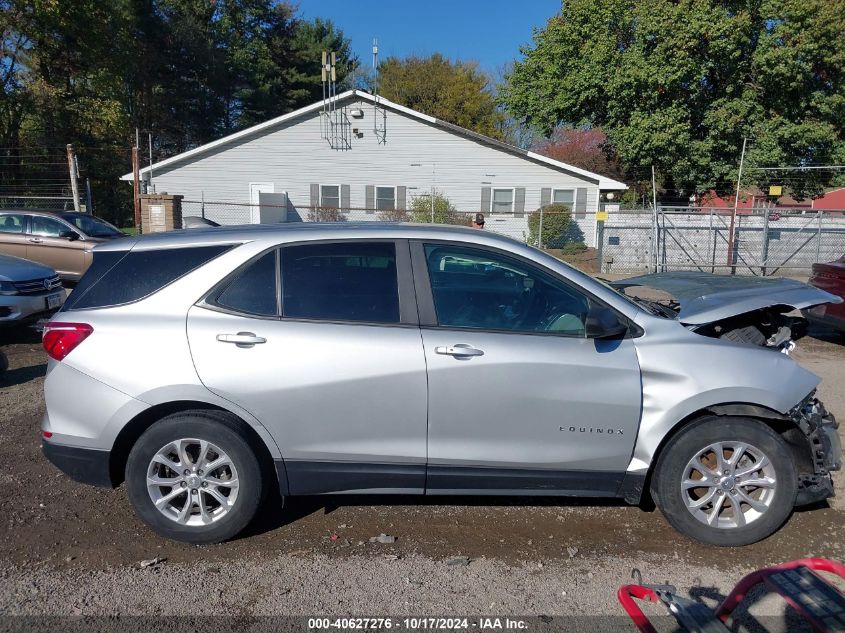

747,165,845,171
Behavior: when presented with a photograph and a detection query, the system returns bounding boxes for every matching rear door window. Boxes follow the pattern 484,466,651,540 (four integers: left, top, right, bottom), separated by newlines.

0,214,25,233
65,245,233,310
281,242,400,323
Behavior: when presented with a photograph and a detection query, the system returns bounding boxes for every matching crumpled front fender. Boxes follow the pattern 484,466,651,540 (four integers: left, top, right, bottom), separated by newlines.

627,313,821,472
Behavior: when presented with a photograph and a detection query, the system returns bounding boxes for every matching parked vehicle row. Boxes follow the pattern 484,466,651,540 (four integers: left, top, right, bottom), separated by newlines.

39,223,842,547
0,209,125,281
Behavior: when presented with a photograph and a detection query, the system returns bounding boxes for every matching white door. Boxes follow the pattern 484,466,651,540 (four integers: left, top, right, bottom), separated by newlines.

248,183,274,224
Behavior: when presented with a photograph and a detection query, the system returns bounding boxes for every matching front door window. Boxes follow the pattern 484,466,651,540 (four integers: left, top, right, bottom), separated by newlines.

30,216,69,237
424,244,591,336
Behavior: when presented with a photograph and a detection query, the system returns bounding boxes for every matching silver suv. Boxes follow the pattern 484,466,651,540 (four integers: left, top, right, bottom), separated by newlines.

40,224,842,546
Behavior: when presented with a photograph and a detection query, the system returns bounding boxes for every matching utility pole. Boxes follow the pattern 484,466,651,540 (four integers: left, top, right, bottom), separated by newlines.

148,132,154,193
66,144,81,212
132,145,141,232
651,165,659,272
85,178,94,214
430,163,435,223
726,136,747,274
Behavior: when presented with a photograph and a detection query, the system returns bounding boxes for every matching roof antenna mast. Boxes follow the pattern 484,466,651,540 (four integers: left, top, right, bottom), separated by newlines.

372,38,387,144
319,50,351,149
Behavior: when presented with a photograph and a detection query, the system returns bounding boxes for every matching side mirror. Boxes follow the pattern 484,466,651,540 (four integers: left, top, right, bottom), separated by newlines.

585,305,628,339
60,230,79,241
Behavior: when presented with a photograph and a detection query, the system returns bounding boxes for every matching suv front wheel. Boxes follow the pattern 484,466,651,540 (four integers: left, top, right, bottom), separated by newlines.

126,412,263,544
653,416,797,546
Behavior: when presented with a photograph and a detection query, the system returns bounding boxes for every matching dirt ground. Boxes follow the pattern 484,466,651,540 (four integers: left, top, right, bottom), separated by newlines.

0,318,843,625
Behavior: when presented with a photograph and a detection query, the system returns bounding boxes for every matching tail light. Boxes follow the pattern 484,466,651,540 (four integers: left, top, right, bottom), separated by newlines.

42,322,94,361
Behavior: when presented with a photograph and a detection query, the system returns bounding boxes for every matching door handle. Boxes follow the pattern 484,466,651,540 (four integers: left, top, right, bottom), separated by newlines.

28,238,43,243
435,344,484,357
216,332,266,347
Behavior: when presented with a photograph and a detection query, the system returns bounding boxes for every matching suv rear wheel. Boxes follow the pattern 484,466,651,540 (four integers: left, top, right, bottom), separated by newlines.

653,416,797,546
126,412,263,544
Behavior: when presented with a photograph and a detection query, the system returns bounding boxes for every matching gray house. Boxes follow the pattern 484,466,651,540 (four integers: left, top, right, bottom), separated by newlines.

121,90,626,246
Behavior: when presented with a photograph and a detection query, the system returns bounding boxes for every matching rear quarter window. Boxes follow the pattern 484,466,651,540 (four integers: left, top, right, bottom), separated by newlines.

64,245,232,310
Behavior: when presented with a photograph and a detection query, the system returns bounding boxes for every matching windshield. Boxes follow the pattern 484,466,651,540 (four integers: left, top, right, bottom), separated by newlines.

61,214,124,238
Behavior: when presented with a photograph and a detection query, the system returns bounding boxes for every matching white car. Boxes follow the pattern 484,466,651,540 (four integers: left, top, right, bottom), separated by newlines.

0,253,65,326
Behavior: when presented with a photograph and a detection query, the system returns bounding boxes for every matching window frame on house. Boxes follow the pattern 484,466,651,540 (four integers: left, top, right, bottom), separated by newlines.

375,185,397,211
319,184,342,209
490,187,516,214
551,188,575,208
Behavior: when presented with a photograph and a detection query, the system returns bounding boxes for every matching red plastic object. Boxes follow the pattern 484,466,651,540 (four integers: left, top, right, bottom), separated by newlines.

716,557,845,629
617,584,660,633
619,558,845,633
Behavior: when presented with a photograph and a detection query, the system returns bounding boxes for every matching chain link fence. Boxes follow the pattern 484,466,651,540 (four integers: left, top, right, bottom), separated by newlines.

603,206,845,276
0,195,76,210
180,200,845,276
180,199,595,248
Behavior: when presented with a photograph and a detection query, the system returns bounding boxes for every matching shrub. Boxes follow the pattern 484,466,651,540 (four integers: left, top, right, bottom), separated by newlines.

308,207,347,222
527,203,584,248
378,207,410,222
559,241,588,256
409,190,468,225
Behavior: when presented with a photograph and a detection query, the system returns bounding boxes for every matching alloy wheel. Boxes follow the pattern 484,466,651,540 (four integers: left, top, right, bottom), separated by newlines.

146,438,239,526
681,441,777,529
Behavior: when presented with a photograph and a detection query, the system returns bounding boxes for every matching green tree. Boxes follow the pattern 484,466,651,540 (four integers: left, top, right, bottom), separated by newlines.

377,54,504,139
0,0,357,223
500,0,845,199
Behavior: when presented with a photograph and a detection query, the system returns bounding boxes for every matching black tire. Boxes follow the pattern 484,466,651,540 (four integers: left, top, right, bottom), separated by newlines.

126,412,263,544
653,416,797,546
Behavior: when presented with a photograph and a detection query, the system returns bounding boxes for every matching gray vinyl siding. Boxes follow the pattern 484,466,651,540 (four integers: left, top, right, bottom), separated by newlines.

144,99,602,245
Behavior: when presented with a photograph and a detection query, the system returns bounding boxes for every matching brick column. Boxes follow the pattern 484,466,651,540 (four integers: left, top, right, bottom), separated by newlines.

140,193,183,233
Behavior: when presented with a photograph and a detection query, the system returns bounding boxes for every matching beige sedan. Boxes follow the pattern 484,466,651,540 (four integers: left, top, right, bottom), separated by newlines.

0,210,126,281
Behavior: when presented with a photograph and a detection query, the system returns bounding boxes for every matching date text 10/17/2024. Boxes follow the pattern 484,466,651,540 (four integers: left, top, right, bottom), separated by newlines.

307,618,530,630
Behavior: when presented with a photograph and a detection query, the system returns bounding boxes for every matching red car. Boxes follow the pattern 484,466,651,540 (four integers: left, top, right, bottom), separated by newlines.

806,255,845,331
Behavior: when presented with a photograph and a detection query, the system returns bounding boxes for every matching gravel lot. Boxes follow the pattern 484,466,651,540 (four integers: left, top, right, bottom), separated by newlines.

0,319,843,628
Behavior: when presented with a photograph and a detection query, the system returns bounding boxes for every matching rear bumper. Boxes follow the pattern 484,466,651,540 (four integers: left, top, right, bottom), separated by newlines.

42,441,113,487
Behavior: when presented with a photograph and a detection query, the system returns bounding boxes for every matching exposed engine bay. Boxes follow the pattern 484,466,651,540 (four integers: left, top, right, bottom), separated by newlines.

631,297,809,353
610,271,842,355
692,307,808,353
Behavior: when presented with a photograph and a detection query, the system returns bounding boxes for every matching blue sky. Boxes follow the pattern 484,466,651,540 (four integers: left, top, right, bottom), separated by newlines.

297,0,561,74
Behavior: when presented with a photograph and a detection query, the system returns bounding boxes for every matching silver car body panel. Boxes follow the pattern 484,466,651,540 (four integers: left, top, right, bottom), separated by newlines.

422,329,641,472
42,361,149,448
624,311,821,474
612,271,842,325
186,306,429,466
41,223,836,500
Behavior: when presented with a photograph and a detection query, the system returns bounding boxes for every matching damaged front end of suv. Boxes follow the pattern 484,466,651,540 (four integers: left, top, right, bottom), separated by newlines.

614,271,843,507
788,395,842,505
612,271,842,355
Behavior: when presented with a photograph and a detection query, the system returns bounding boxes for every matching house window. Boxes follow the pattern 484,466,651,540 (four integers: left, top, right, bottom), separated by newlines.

320,185,340,209
376,186,396,211
491,188,515,214
552,189,575,208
